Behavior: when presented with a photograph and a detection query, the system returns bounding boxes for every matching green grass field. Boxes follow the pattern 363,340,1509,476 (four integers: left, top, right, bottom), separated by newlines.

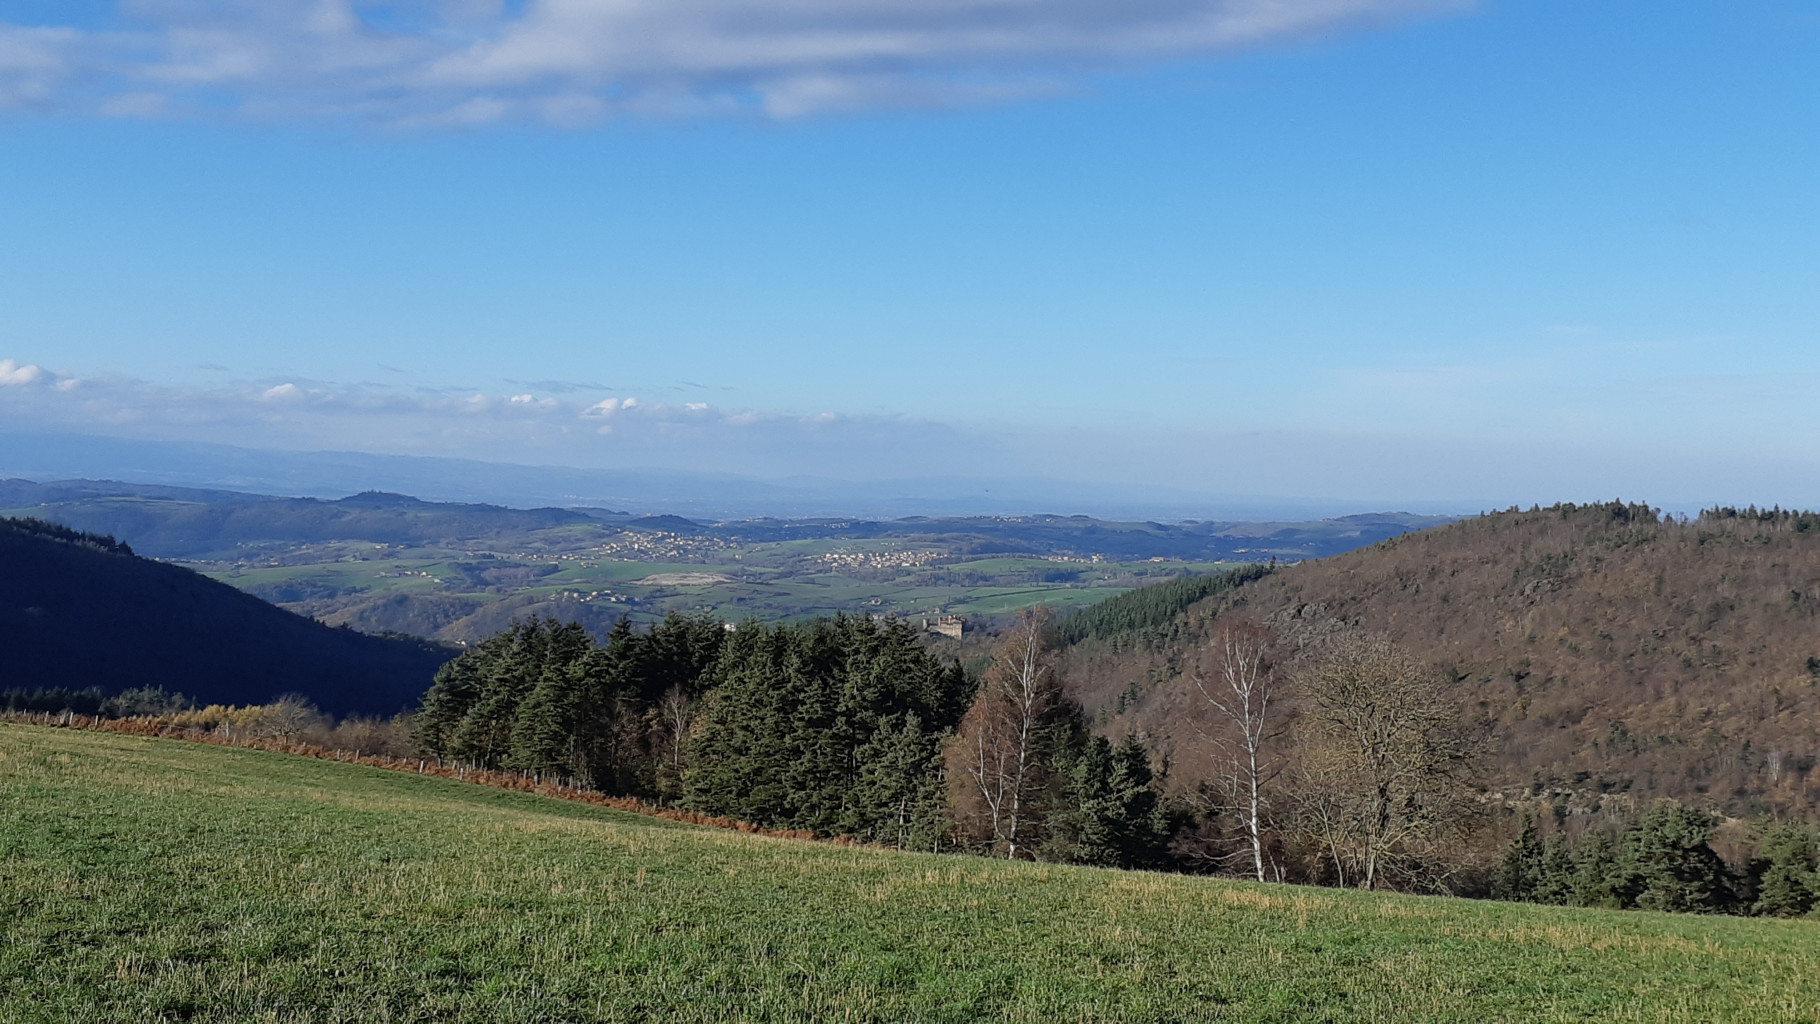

5,724,1818,1023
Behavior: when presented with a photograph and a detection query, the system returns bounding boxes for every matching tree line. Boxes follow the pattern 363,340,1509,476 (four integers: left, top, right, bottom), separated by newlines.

1494,806,1819,917
47,592,1804,916
408,607,1820,914
412,611,1179,866
409,607,1484,879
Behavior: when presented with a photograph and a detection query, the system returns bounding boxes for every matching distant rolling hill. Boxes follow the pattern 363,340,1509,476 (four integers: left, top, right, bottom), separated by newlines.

0,478,607,558
0,477,1455,563
0,517,453,715
1071,502,1820,818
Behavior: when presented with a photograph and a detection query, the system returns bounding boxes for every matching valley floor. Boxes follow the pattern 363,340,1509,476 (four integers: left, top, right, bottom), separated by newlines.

2,724,1817,1023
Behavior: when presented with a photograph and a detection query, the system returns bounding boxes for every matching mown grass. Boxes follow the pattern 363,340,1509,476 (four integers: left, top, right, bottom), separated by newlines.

4,725,1818,1023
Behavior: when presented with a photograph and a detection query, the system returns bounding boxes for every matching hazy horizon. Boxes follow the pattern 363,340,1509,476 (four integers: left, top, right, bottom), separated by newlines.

4,2,1816,512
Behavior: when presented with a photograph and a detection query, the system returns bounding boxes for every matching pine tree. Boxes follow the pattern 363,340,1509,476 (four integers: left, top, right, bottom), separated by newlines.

1535,834,1577,905
1748,822,1820,918
1570,832,1626,908
1494,816,1545,902
1042,734,1174,869
1621,803,1736,914
684,616,966,836
848,713,948,849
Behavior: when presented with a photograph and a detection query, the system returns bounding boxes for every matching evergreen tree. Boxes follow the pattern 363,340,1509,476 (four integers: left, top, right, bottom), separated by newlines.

1042,733,1175,869
503,658,586,778
1748,822,1820,918
1535,834,1577,905
1494,816,1545,902
848,713,949,849
1569,831,1625,908
684,616,967,836
1620,803,1736,914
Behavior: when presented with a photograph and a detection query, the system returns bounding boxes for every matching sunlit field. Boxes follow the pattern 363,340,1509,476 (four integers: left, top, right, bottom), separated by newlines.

4,724,1818,1023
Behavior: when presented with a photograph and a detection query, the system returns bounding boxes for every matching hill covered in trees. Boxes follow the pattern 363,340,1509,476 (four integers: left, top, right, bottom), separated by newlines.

1075,502,1820,820
0,517,451,715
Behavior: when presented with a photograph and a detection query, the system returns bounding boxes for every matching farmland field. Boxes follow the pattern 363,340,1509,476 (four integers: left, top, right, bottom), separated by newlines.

175,533,1200,639
4,724,1818,1023
1,484,1451,642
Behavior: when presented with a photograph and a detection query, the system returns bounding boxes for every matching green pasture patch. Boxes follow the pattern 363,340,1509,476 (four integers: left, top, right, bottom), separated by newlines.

949,586,1135,615
935,557,1092,573
4,724,1818,1023
195,559,452,594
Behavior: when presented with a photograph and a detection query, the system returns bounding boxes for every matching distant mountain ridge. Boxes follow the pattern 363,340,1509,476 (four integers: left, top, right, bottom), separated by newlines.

0,516,453,715
0,477,1456,562
0,429,1445,521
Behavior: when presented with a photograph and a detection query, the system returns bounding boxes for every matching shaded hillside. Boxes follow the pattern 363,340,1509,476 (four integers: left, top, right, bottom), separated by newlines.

1075,503,1820,818
0,517,452,715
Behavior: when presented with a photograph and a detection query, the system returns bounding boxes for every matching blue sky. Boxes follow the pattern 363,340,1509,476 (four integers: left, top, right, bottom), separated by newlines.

2,1,1817,512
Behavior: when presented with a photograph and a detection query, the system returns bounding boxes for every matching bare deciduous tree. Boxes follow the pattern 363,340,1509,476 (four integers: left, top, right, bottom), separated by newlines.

658,684,694,774
1193,618,1279,882
253,694,324,739
947,608,1065,859
1292,633,1480,890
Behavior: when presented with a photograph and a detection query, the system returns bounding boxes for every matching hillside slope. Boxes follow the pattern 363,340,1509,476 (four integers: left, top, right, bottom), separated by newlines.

0,518,451,714
1079,503,1820,817
0,478,597,558
6,724,1818,1022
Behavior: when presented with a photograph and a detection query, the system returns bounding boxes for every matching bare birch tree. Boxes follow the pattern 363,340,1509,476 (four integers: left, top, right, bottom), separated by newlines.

1192,618,1279,882
947,608,1064,859
658,684,694,775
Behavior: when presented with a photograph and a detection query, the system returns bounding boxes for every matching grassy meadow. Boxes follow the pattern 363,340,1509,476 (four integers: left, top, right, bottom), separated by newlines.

3,724,1818,1023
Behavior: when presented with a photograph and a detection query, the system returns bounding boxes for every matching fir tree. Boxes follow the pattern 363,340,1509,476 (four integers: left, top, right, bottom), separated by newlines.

1494,816,1544,902
1748,822,1820,918
1042,734,1174,869
1620,803,1736,914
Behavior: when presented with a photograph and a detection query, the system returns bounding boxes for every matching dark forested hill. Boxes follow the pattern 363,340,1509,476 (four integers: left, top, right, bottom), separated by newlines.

1074,503,1820,818
0,517,452,715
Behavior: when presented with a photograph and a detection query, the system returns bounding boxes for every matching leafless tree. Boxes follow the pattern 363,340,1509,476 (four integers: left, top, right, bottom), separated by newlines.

948,608,1065,859
1292,633,1480,890
253,694,324,740
658,685,694,774
1192,618,1279,882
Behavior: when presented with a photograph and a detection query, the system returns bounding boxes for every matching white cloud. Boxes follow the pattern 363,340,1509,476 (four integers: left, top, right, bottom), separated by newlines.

0,0,1470,124
10,358,1820,510
0,359,44,386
